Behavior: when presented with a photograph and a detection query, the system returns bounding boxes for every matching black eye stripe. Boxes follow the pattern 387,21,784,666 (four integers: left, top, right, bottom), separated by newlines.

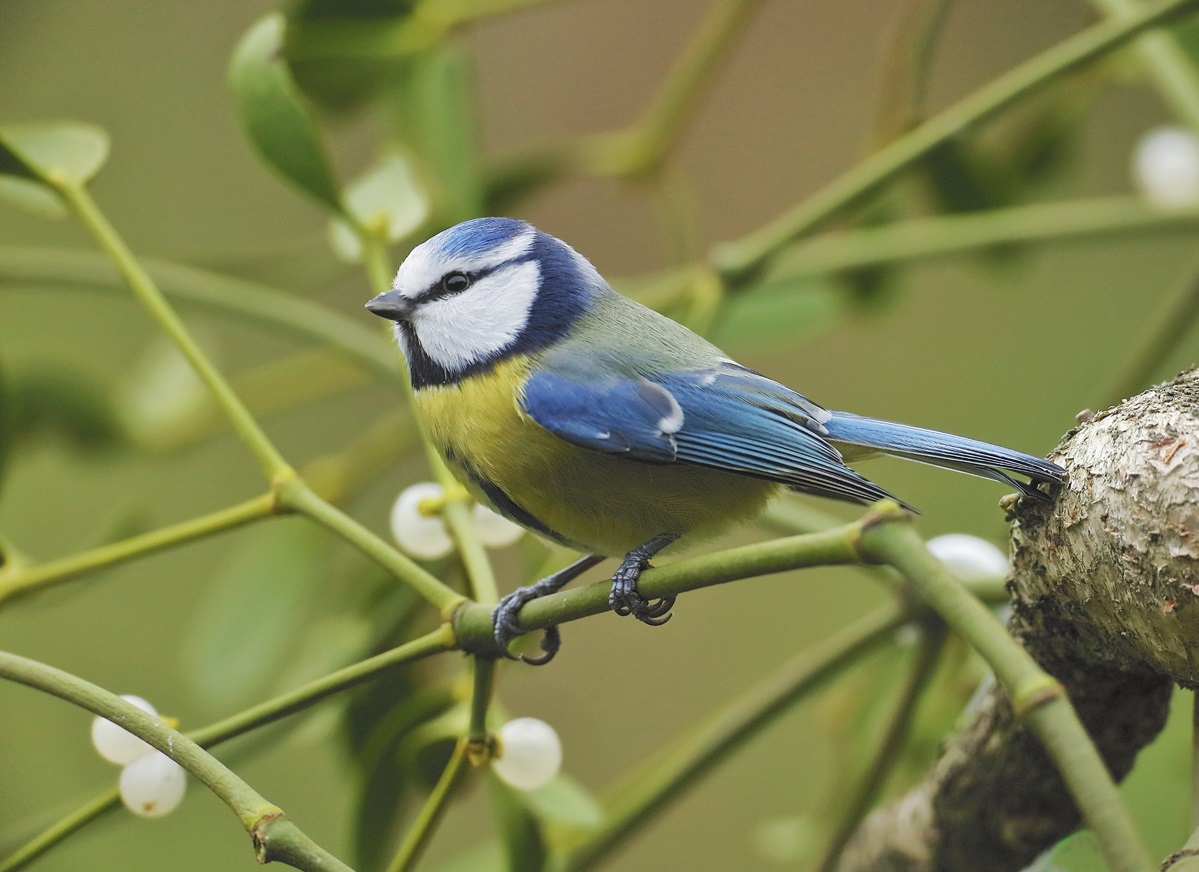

416,255,534,304
421,266,488,303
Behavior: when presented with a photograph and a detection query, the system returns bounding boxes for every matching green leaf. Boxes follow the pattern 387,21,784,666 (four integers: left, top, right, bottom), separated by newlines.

714,276,844,353
430,842,504,872
402,700,468,786
1033,830,1102,872
521,774,604,831
0,121,109,186
329,151,429,261
0,177,67,218
921,138,1015,215
345,634,453,871
490,775,548,872
182,520,328,709
117,335,216,452
0,121,108,217
230,14,344,213
8,366,126,453
0,358,8,499
1172,15,1199,66
285,0,421,112
390,46,483,222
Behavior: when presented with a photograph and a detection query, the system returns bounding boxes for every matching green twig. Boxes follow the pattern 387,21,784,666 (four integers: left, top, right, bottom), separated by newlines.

52,179,295,484
450,507,1011,658
1090,0,1199,130
557,602,908,871
713,0,1199,284
439,483,501,605
873,0,955,143
452,522,867,656
280,479,463,615
1095,255,1199,407
858,507,1155,872
815,618,948,872
468,657,496,745
582,0,764,178
0,246,399,379
0,493,276,608
190,628,454,746
491,0,762,195
359,223,395,299
385,739,470,872
766,196,1199,281
0,651,353,872
0,629,451,872
0,790,119,872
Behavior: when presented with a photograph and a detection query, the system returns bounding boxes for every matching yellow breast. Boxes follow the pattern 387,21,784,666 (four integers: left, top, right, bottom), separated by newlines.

414,357,778,556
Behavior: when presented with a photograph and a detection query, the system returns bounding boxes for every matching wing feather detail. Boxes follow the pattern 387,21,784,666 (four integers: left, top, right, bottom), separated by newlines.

521,362,899,506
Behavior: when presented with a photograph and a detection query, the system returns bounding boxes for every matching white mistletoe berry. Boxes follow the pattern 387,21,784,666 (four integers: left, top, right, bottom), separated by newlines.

390,482,454,560
492,717,562,791
119,751,187,818
91,695,158,765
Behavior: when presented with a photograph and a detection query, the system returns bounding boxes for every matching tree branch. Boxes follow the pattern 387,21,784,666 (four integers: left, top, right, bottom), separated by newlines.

834,368,1199,872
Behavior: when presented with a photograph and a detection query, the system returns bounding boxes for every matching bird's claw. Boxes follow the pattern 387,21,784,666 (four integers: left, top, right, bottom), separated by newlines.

492,589,561,666
609,557,675,625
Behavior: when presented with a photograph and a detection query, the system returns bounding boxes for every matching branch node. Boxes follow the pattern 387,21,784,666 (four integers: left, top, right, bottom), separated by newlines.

1010,675,1066,719
854,499,912,564
250,810,286,863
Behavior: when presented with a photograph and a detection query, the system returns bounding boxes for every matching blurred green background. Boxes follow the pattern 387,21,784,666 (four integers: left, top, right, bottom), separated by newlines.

0,1,1196,870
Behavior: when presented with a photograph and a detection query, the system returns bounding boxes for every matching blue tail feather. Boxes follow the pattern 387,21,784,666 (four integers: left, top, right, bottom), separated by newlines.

822,412,1064,500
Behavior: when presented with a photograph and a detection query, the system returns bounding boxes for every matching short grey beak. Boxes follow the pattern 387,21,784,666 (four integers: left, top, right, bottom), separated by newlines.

365,291,413,322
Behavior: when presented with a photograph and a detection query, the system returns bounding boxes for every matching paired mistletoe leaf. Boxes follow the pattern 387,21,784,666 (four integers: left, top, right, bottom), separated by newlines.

6,365,127,453
392,46,483,223
490,775,549,872
521,774,604,831
0,121,109,185
0,121,109,216
713,275,844,353
230,14,344,213
285,0,422,112
0,177,67,218
350,686,455,868
182,519,328,709
922,138,1017,216
344,613,453,872
429,843,505,872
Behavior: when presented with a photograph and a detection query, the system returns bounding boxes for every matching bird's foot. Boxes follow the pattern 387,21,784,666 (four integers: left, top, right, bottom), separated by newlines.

608,534,679,626
492,587,561,665
491,554,604,665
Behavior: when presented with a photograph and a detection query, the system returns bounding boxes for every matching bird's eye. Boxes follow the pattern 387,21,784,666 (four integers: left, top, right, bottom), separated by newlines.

442,272,471,294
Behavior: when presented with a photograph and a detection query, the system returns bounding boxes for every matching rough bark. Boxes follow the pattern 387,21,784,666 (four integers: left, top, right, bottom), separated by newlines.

836,368,1199,872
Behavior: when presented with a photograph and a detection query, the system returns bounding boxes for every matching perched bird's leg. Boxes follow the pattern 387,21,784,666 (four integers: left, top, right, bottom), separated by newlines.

610,533,680,625
492,554,605,665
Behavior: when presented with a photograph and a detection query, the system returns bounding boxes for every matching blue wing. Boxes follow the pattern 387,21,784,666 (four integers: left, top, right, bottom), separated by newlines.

520,372,680,461
521,361,898,506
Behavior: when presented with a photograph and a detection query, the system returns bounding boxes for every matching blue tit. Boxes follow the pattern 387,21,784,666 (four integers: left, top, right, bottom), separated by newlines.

366,217,1064,663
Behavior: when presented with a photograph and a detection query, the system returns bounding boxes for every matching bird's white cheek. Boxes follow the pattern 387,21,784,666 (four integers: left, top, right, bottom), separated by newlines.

413,260,540,372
